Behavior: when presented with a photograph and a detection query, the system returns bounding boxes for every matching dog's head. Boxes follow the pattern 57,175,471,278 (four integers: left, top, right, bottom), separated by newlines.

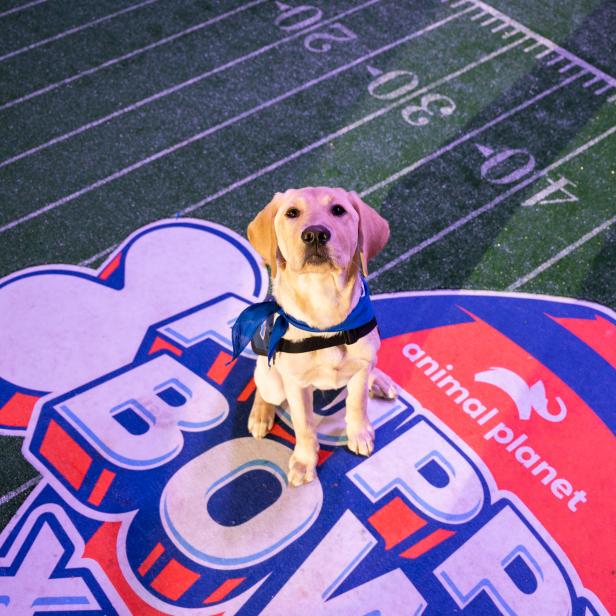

247,187,390,278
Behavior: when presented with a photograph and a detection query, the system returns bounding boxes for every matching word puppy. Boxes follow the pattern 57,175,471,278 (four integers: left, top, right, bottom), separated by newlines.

232,187,397,486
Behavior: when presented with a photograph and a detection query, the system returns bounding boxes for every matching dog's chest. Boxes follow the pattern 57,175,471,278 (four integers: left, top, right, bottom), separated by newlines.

278,336,376,390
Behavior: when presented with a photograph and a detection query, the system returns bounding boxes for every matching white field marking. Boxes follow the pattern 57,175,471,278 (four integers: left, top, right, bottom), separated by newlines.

522,41,543,53
0,0,46,19
507,215,616,290
80,244,117,266
479,16,496,26
360,71,581,199
536,48,553,59
0,0,270,111
367,124,616,282
463,0,616,87
490,22,508,33
583,75,601,88
0,0,382,168
172,38,522,216
546,55,564,66
470,10,487,20
450,0,472,7
501,29,519,39
608,93,616,103
595,83,614,95
541,51,559,63
0,0,159,63
0,7,474,234
558,62,577,73
0,476,41,506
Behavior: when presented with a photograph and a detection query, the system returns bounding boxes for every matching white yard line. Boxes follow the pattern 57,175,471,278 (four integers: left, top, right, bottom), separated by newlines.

367,124,616,282
0,0,382,167
0,0,159,63
80,244,117,266
0,8,473,235
0,476,41,506
507,215,616,290
360,72,582,198
594,83,614,96
172,38,523,216
0,0,46,19
0,0,269,111
583,76,601,88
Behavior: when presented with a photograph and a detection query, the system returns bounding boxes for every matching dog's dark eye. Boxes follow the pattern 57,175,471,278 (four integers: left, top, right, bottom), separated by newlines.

331,204,346,216
285,207,300,218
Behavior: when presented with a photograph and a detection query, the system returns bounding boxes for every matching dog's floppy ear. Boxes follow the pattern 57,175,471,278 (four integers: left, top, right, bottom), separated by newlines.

348,191,390,275
247,193,282,278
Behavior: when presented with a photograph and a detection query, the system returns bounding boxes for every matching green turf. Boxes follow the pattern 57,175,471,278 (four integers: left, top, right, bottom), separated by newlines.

0,0,614,528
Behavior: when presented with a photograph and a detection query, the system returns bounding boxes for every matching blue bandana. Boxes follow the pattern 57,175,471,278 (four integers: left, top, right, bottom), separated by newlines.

231,278,375,364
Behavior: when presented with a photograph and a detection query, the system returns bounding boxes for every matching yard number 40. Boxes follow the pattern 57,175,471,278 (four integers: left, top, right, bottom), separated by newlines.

475,143,578,207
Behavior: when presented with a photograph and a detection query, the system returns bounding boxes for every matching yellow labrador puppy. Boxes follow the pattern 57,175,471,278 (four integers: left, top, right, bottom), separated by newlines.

232,187,397,486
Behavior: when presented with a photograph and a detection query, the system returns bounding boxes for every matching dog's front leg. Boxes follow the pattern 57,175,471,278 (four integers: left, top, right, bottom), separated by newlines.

249,358,284,439
284,379,319,487
345,366,375,456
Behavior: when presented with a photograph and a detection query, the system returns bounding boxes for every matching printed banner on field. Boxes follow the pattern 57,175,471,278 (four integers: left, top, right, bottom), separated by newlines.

0,219,613,615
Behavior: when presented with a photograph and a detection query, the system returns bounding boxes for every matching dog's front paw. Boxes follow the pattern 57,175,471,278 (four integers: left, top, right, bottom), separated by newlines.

248,402,275,439
346,421,375,456
287,445,318,487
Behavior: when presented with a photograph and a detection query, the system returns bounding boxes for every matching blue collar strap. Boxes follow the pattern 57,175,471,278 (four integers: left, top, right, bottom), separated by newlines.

231,278,376,364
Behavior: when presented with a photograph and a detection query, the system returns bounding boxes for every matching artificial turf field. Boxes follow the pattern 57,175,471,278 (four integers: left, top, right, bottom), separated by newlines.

0,0,614,587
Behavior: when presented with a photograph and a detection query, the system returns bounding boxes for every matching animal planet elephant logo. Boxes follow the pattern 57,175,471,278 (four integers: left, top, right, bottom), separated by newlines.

475,367,567,423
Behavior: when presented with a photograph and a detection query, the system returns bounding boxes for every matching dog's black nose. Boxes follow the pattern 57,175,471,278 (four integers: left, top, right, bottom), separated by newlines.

301,225,330,245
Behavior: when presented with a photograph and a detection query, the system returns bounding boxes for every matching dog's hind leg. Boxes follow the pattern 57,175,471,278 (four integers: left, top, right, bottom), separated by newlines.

368,367,398,400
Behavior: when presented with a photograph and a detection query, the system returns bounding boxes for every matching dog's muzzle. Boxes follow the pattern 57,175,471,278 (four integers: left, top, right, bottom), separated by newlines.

302,225,331,264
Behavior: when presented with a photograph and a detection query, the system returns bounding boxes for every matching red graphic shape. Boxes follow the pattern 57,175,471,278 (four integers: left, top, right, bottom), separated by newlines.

207,351,236,385
377,307,616,613
550,314,616,368
98,253,122,280
0,391,39,429
39,420,91,490
368,497,427,549
269,422,296,445
400,529,455,559
87,469,116,506
203,577,245,604
237,377,256,402
138,543,165,577
150,559,200,601
85,522,162,615
317,450,333,466
148,336,182,357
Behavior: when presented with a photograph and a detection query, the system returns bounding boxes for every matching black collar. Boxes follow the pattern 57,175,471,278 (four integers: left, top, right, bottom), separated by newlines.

251,317,378,356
